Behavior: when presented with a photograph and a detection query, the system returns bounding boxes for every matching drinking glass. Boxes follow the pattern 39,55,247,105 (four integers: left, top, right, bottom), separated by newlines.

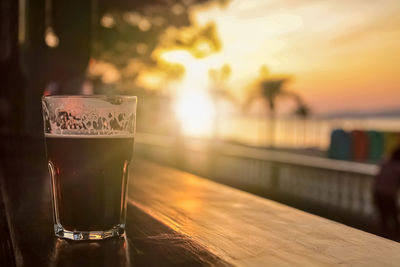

42,95,137,240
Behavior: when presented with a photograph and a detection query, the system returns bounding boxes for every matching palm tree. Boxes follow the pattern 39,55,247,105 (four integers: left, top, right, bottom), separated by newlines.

289,93,310,118
259,78,288,147
208,64,236,139
291,94,311,146
245,66,288,147
245,65,309,148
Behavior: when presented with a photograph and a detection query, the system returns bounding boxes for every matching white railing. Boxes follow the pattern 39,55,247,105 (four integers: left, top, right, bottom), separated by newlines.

135,133,379,217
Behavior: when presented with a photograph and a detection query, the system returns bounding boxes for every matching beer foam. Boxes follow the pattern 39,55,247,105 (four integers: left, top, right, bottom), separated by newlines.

45,133,134,138
42,96,136,136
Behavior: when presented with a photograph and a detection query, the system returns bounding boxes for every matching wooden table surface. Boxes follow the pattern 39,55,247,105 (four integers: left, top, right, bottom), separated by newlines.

1,139,400,266
130,161,400,267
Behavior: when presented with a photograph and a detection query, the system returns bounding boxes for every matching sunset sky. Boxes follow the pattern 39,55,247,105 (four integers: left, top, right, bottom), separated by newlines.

189,0,400,115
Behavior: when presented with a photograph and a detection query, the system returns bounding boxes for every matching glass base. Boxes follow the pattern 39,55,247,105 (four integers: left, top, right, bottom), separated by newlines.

54,224,125,241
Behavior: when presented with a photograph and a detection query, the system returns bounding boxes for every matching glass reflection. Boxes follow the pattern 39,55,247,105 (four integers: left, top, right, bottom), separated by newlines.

50,236,130,266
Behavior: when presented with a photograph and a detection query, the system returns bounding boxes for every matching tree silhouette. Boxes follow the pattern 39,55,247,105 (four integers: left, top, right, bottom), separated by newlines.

245,65,310,147
293,95,310,118
90,0,228,94
208,64,236,139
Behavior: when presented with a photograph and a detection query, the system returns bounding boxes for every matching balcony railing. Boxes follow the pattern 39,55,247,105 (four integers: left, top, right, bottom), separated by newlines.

135,133,380,226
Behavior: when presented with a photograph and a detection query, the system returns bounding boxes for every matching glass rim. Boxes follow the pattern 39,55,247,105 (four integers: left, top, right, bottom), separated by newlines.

42,95,137,100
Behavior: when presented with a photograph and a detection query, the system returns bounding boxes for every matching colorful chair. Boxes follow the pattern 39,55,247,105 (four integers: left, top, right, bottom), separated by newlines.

367,131,384,162
328,129,351,160
351,130,368,161
383,132,400,159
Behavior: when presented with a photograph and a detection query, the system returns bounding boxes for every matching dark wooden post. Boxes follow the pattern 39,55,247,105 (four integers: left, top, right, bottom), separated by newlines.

19,0,94,135
0,0,26,135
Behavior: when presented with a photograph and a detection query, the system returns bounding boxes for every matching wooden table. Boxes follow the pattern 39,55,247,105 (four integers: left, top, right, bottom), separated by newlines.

1,138,400,266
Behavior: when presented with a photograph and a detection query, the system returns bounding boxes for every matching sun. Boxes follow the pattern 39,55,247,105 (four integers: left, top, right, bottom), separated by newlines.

175,90,215,137
159,49,218,137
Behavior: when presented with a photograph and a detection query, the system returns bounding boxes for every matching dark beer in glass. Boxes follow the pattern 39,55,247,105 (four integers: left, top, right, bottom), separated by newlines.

42,96,137,240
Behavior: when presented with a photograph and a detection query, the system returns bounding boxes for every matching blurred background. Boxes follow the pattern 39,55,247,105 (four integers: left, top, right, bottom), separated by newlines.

1,0,400,240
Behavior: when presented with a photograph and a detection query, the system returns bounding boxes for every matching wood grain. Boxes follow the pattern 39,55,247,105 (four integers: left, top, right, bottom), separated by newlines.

0,171,17,266
129,160,400,267
2,136,400,266
0,137,230,267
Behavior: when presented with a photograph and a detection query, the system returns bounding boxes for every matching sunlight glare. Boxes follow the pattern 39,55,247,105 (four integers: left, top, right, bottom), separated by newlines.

160,50,194,66
175,90,215,137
